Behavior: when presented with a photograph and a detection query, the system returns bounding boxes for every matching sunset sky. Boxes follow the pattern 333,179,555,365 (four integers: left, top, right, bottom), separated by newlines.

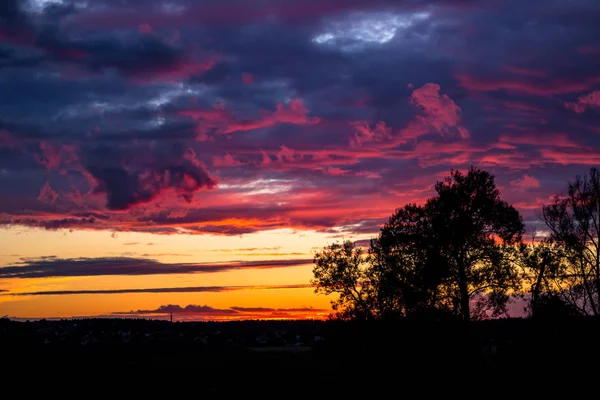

1,0,599,321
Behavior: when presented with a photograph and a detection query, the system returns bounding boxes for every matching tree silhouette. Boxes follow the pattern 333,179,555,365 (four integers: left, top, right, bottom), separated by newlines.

312,166,524,321
541,167,600,316
426,167,524,321
311,241,374,320
369,203,450,318
517,236,571,317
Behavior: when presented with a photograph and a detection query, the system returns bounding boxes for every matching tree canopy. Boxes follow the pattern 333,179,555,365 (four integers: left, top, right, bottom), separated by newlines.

312,166,524,321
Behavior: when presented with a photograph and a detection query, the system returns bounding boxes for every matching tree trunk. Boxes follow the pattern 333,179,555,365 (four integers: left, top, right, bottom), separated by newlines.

595,265,600,317
579,256,598,316
532,262,546,316
458,264,470,322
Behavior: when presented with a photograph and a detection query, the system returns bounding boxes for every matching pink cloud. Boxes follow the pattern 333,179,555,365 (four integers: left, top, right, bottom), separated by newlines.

350,83,468,150
510,174,541,190
35,142,79,172
409,83,470,139
350,121,392,147
498,132,580,148
355,171,382,179
538,148,600,166
221,99,320,134
455,73,600,96
326,167,350,176
37,182,59,204
564,91,600,113
213,154,243,167
277,145,298,162
180,99,319,137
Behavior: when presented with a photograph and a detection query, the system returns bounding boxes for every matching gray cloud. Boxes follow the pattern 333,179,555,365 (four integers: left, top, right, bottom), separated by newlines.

3,283,311,296
0,257,312,279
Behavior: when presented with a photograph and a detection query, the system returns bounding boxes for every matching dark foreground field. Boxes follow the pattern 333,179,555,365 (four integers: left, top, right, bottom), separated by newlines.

2,317,599,395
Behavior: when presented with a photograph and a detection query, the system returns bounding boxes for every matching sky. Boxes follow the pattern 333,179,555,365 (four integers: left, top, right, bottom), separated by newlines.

1,0,600,321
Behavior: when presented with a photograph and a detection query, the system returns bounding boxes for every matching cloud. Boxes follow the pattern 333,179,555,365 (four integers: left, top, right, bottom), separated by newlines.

0,257,312,279
409,83,469,139
34,141,78,171
510,174,541,190
181,98,320,136
1,0,600,240
113,303,329,321
3,283,311,296
212,153,243,167
128,304,238,315
455,73,600,96
37,181,59,204
565,91,600,114
86,149,217,210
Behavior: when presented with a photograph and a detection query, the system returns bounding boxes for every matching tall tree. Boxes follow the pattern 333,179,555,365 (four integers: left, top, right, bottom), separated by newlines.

542,167,600,316
426,167,524,321
312,166,524,321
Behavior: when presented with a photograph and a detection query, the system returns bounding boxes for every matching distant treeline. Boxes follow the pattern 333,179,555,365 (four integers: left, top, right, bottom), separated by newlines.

312,166,600,321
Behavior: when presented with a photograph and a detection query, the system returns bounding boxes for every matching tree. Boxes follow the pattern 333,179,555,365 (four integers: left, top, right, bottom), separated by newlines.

541,167,600,316
311,241,374,320
312,166,524,321
426,167,524,321
369,203,451,318
517,235,574,317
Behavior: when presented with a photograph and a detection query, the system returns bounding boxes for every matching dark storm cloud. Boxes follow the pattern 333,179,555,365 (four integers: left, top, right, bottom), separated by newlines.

87,159,216,210
0,0,600,237
0,257,312,279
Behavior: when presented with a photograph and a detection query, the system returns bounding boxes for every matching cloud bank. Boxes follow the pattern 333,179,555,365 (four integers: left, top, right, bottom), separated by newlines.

1,0,600,237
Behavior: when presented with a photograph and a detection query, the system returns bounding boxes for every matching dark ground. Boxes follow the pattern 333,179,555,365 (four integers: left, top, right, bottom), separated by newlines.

2,317,599,396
